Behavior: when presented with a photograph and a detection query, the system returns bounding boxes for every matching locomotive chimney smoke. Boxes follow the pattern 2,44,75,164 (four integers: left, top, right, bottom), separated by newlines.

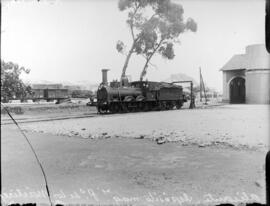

101,69,109,85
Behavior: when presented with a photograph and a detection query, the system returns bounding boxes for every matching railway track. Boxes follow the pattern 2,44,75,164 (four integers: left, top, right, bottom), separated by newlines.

1,110,161,125
1,113,98,125
1,103,224,125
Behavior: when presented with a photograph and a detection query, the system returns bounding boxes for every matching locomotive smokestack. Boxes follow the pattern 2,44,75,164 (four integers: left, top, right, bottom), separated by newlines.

101,69,109,85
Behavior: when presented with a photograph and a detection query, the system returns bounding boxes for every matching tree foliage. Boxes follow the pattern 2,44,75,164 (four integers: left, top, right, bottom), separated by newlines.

1,61,32,102
117,0,197,81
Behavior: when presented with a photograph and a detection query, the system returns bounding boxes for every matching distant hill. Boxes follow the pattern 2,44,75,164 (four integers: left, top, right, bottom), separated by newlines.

163,73,199,86
23,79,99,91
73,81,99,91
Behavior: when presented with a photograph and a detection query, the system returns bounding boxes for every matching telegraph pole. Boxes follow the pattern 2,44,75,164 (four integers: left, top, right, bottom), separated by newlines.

267,151,270,205
189,81,195,109
199,67,208,105
199,68,202,102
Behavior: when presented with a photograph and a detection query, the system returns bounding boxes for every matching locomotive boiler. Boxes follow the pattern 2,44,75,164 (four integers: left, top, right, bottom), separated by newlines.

96,69,187,113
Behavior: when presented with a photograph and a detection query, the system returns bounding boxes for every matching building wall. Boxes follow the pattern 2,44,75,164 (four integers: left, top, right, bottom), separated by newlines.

245,45,270,104
222,70,245,102
246,69,270,104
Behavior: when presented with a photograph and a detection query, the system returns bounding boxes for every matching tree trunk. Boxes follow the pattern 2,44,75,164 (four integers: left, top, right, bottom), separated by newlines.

121,42,135,80
139,39,164,81
140,61,149,81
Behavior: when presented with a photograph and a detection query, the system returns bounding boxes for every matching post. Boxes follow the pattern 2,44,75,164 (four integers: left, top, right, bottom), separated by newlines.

200,68,208,105
266,151,270,205
189,82,195,109
199,67,202,102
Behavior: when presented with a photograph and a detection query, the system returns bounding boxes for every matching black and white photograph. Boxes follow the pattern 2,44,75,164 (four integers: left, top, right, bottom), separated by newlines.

1,0,270,205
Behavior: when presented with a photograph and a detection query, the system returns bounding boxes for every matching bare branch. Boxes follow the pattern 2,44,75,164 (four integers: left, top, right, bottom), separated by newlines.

147,38,165,60
140,38,164,80
149,62,158,70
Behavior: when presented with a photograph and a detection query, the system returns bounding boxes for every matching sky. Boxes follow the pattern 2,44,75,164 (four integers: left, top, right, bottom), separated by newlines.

1,0,265,92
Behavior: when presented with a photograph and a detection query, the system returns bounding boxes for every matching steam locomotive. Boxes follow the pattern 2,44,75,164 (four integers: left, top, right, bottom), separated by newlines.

96,69,187,113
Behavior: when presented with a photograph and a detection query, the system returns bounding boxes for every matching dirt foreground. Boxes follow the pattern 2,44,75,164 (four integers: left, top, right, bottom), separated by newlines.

1,126,266,205
1,104,269,205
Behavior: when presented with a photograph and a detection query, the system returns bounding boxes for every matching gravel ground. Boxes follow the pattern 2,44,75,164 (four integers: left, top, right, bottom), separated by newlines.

20,104,269,151
1,126,266,205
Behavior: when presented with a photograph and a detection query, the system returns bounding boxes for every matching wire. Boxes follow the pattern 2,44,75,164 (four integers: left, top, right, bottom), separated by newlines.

1,103,53,206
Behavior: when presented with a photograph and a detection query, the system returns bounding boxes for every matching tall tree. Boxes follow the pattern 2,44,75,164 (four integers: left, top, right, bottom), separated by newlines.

1,61,32,102
116,0,197,82
116,0,147,80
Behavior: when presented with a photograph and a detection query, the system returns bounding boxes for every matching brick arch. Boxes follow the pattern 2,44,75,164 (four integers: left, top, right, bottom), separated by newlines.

227,75,246,86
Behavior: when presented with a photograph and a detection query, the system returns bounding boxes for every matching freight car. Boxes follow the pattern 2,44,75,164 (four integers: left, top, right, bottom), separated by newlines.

31,88,69,102
96,69,187,113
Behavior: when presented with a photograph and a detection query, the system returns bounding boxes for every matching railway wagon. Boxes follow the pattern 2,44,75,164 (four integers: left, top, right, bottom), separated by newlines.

96,70,186,113
44,89,69,99
32,88,69,102
32,89,44,99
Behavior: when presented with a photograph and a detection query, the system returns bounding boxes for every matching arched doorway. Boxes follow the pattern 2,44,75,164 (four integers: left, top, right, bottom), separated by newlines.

229,77,245,103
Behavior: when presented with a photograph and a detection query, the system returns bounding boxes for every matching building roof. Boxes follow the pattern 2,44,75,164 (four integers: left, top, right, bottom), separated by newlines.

221,54,247,71
220,44,270,71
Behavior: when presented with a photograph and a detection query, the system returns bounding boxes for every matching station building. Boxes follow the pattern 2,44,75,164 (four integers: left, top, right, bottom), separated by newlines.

221,44,270,104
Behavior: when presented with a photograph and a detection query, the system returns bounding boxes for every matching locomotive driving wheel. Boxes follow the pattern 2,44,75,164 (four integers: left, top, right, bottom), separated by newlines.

121,103,128,113
142,102,149,112
138,102,144,112
176,101,182,109
98,107,107,114
168,102,174,110
143,102,150,112
109,103,119,114
159,101,166,111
